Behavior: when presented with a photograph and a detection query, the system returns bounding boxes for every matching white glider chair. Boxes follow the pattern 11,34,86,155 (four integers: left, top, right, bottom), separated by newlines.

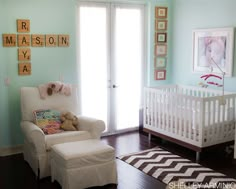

20,86,105,179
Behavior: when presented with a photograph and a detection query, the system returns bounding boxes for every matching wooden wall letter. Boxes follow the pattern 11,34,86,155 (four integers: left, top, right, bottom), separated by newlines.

18,48,31,61
18,63,31,75
17,19,30,33
2,34,16,47
18,34,30,47
32,34,45,47
58,35,69,47
46,35,57,47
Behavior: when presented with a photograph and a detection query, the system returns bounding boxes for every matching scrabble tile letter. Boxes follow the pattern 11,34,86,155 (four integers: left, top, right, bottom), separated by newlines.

18,48,31,61
58,35,69,47
18,34,30,47
18,63,31,75
46,35,57,47
17,19,30,33
3,34,16,47
32,35,45,47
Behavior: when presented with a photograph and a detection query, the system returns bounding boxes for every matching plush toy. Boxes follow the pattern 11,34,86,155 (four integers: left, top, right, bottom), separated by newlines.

60,112,79,131
47,81,64,96
60,83,72,96
38,81,72,99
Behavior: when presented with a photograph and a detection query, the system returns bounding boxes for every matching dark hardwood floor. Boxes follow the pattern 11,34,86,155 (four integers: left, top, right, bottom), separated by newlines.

1,131,236,189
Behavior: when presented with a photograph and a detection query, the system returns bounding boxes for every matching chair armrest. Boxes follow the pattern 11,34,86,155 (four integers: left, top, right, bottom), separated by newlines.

77,115,105,139
20,121,46,154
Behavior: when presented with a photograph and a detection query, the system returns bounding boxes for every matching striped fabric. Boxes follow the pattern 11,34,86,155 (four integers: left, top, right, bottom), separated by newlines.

118,148,236,189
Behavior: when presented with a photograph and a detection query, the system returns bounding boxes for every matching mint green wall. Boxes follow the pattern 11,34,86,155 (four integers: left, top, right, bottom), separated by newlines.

171,0,236,92
0,0,171,148
0,0,77,148
0,2,9,148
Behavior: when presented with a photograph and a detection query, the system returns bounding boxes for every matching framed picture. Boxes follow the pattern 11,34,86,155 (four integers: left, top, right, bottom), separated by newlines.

155,44,167,56
155,20,167,31
156,33,167,43
192,27,234,77
155,70,166,80
155,7,168,19
155,57,166,68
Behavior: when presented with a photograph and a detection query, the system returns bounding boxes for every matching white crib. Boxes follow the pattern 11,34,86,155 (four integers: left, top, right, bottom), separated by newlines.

143,85,236,162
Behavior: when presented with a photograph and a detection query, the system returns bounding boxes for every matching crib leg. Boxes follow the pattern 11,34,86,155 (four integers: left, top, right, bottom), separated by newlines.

148,133,152,142
196,152,200,163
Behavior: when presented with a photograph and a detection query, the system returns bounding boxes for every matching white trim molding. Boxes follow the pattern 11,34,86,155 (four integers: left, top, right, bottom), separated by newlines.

0,145,23,157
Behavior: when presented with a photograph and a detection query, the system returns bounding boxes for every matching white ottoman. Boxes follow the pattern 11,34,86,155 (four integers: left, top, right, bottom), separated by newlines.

51,139,117,189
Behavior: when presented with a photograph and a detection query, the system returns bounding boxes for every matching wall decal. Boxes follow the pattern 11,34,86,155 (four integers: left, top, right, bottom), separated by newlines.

3,34,16,47
32,34,45,47
17,19,30,33
58,35,70,47
18,34,30,47
2,19,71,76
46,35,57,47
18,48,31,61
18,63,31,75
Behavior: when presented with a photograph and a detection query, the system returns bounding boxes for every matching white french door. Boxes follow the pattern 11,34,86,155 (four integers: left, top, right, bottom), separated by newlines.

78,2,145,134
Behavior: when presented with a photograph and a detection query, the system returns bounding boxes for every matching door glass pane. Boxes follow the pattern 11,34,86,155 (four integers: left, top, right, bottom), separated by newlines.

79,6,108,126
114,7,142,130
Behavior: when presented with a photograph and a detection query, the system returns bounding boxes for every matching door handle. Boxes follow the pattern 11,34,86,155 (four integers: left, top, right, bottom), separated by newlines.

112,84,119,88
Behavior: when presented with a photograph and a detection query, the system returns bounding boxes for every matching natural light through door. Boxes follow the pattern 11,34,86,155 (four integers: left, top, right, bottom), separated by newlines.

113,6,143,130
79,5,108,126
78,3,144,133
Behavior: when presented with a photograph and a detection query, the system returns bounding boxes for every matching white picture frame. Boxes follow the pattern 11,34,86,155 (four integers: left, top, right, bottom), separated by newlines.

192,27,234,77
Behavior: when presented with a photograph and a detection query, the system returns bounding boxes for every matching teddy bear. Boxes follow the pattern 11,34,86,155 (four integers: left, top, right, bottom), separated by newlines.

60,112,79,131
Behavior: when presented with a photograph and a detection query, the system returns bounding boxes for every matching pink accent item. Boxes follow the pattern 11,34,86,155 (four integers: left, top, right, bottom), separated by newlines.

207,81,223,87
38,81,72,99
200,74,222,80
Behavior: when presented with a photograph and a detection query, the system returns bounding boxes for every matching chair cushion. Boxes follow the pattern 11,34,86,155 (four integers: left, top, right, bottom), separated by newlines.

51,140,115,169
45,131,91,150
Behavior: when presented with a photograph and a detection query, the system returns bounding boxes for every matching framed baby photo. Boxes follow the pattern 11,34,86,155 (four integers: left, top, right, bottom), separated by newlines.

155,57,166,68
155,20,167,31
155,70,166,80
155,7,168,19
155,44,167,56
192,27,234,77
156,33,167,43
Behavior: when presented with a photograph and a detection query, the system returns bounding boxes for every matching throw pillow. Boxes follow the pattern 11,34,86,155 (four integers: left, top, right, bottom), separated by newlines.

33,109,64,134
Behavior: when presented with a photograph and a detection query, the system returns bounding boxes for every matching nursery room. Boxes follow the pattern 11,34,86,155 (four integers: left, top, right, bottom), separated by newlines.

1,0,236,189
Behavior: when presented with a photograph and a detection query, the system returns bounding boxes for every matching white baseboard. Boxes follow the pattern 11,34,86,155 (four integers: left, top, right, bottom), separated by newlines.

0,145,23,157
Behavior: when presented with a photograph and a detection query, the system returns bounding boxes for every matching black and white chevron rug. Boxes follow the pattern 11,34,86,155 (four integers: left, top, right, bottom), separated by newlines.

117,147,236,189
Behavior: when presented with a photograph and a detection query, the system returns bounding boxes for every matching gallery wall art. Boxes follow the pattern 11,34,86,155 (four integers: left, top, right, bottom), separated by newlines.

154,6,168,80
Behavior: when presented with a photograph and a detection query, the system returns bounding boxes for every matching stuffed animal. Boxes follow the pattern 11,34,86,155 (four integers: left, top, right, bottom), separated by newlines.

38,81,72,99
47,81,63,96
60,83,72,96
60,112,79,131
